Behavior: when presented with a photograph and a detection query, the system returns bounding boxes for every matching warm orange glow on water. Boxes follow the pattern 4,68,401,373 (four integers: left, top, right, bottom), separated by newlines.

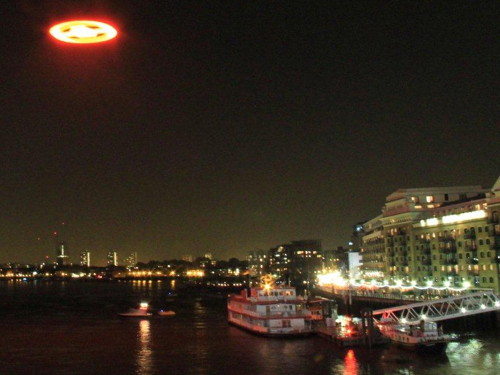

49,20,118,44
343,350,358,375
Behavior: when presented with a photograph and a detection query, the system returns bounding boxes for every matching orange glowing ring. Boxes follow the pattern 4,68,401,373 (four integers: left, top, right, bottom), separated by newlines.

49,20,117,44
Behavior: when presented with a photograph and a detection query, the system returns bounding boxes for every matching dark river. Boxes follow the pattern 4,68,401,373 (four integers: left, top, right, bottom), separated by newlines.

0,279,498,375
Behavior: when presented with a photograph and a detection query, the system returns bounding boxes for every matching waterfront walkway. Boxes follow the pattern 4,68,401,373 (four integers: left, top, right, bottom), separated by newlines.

315,285,497,305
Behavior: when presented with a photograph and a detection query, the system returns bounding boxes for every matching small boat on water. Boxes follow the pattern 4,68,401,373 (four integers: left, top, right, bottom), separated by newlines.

158,310,176,317
119,302,153,318
378,319,450,353
119,301,176,318
227,275,312,337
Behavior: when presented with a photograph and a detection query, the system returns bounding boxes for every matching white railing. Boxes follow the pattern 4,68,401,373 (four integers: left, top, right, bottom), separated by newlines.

372,291,500,324
249,295,301,303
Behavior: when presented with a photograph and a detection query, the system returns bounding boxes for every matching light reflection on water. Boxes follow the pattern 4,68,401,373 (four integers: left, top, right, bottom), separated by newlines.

0,280,498,375
136,320,152,375
343,349,359,375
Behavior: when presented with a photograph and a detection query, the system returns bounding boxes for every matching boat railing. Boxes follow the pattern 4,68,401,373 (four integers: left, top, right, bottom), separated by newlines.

248,295,300,303
228,305,310,319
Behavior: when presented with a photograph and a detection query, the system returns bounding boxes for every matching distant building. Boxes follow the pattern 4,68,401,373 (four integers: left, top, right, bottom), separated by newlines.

323,246,349,273
182,255,194,263
107,251,118,267
347,251,362,279
268,245,291,280
80,250,91,267
56,241,69,266
268,240,323,285
350,222,366,252
247,250,267,277
124,252,138,268
288,240,323,285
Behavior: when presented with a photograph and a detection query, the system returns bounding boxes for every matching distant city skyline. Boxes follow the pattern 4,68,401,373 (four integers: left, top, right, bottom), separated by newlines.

0,1,498,263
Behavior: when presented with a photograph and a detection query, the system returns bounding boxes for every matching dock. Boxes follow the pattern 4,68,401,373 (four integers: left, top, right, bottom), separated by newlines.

313,321,390,348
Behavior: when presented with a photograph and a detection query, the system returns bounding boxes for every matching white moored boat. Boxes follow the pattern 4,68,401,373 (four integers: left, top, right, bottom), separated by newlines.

227,276,312,337
378,319,450,353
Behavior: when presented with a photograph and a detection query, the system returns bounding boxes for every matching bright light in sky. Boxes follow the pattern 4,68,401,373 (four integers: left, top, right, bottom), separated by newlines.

49,20,118,44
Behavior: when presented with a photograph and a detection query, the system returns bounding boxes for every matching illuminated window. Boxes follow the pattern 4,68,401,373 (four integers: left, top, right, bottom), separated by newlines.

426,195,434,203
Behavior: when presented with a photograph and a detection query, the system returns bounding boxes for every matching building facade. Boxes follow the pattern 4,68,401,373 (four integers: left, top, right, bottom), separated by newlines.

80,250,91,267
56,241,69,267
360,216,385,279
107,251,118,267
124,252,138,269
361,177,500,292
247,250,267,277
268,240,323,285
323,246,349,274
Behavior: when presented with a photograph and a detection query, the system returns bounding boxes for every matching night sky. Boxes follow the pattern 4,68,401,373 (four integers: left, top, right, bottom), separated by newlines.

1,0,498,265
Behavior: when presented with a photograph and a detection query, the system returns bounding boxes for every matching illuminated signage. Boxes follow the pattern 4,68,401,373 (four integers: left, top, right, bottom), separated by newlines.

420,210,486,227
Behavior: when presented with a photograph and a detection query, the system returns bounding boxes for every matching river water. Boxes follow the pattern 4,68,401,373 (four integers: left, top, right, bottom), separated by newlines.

0,280,498,375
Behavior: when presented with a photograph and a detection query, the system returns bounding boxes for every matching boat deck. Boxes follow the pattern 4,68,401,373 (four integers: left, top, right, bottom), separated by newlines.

314,325,390,348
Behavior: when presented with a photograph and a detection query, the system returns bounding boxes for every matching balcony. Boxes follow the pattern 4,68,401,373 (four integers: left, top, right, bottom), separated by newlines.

465,258,479,265
442,247,457,254
443,258,458,265
465,244,477,251
438,236,455,242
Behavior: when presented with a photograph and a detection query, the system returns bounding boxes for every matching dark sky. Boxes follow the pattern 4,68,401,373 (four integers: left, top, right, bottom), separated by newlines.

1,0,498,265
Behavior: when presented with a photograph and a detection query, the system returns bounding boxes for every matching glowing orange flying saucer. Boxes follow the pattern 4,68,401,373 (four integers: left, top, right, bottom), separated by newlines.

49,20,118,44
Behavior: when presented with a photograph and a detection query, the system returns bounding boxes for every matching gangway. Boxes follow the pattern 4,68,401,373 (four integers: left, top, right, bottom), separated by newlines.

372,291,500,324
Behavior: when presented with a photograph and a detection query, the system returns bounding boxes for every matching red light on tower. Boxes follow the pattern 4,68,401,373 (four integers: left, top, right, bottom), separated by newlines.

49,20,118,44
